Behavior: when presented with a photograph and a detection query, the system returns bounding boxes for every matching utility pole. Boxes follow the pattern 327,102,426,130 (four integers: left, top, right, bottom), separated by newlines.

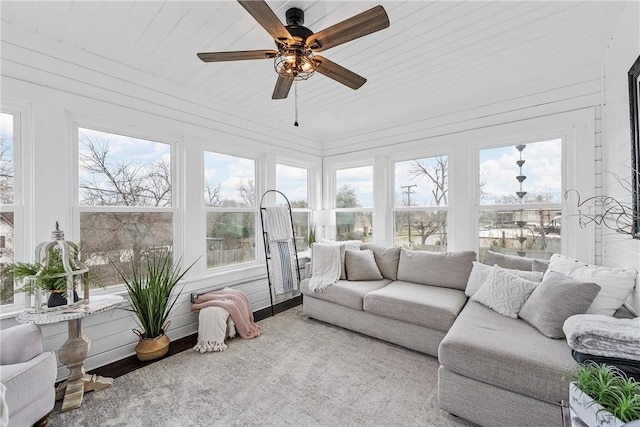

401,185,417,244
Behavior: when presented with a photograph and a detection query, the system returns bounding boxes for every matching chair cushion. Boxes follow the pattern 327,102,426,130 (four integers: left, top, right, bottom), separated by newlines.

364,281,468,331
396,249,476,290
439,300,578,405
300,278,390,310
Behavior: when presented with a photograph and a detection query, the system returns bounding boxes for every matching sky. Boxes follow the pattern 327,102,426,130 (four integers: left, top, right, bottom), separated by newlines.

275,164,308,205
479,139,562,204
336,165,373,208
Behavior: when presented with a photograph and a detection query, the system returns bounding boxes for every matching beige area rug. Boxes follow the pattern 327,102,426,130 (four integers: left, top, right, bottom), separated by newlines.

48,306,475,427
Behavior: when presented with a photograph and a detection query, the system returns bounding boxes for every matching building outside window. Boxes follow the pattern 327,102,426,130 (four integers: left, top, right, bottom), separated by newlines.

0,113,16,305
276,164,310,252
77,127,174,288
335,166,373,242
393,155,448,251
204,151,256,268
478,138,563,260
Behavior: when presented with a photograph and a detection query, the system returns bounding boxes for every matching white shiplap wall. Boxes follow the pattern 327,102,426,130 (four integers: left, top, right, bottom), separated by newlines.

601,1,640,314
0,24,319,379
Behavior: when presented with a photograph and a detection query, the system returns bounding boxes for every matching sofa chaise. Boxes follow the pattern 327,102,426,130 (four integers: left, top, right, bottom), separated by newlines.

301,245,637,427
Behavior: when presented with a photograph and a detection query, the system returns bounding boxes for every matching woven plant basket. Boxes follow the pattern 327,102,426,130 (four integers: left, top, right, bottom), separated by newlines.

133,326,170,361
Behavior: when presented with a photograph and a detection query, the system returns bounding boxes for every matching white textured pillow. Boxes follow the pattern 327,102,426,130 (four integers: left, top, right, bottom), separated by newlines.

547,254,637,316
465,262,543,297
471,266,539,318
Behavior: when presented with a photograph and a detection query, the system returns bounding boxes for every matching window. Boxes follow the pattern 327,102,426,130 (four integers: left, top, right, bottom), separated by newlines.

335,166,373,242
478,139,562,260
204,151,256,268
77,127,174,288
276,164,310,252
393,155,448,251
0,113,15,305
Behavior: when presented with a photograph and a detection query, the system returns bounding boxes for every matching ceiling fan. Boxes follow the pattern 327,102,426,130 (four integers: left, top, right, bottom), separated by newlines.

197,1,390,99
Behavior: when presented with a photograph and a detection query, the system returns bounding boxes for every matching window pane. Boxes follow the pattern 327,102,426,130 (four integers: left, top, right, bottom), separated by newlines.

78,128,171,207
478,208,561,260
80,212,173,287
276,164,308,207
394,211,447,251
292,211,310,252
204,152,255,207
0,113,14,204
206,212,255,268
336,211,372,242
0,212,14,304
479,139,561,205
395,156,448,207
336,166,373,208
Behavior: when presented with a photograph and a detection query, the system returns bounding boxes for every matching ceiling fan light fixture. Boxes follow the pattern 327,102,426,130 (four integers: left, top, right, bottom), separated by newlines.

274,47,315,80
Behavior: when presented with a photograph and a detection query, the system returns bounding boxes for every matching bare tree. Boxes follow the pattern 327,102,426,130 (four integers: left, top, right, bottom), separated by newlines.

410,156,448,206
236,179,255,207
204,182,223,207
409,156,448,248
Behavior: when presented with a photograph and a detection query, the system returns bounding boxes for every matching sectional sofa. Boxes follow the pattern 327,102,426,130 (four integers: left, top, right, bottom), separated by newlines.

300,245,637,427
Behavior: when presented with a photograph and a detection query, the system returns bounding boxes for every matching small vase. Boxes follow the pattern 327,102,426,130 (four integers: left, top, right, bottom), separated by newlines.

47,290,80,308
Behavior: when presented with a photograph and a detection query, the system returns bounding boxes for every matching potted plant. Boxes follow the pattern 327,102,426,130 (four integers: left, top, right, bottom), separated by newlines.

569,361,640,426
6,245,89,308
114,251,195,361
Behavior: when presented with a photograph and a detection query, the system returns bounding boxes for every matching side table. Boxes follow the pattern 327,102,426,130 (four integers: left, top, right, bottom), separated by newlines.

16,295,124,412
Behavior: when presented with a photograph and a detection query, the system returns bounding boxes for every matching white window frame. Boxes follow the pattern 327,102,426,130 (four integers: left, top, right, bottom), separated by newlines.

391,153,450,251
331,163,374,242
0,104,32,315
202,149,259,272
275,162,311,254
72,122,179,295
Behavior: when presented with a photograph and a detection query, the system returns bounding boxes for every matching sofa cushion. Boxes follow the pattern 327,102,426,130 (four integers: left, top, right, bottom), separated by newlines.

519,271,601,339
532,259,550,273
470,266,539,318
360,244,401,280
397,249,476,290
547,254,637,316
344,249,383,281
465,262,543,297
438,300,578,405
300,278,390,311
363,281,468,332
483,250,534,271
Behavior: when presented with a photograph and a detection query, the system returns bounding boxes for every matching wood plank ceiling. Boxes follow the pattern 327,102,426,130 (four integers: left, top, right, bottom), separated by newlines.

0,1,630,143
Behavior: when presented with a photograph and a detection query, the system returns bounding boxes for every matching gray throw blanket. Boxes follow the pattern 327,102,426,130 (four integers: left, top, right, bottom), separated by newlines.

563,314,640,361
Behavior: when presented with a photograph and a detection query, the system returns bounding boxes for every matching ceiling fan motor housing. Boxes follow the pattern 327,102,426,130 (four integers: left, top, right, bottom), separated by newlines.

286,8,305,26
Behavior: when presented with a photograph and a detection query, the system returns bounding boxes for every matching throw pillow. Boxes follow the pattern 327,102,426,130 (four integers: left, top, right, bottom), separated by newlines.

471,266,539,318
339,240,363,279
519,271,601,339
397,249,476,290
547,254,637,316
465,262,543,297
344,249,383,281
360,244,401,280
483,251,534,271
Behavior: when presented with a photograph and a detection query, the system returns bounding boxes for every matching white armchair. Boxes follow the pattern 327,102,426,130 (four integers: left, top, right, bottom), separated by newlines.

0,324,57,427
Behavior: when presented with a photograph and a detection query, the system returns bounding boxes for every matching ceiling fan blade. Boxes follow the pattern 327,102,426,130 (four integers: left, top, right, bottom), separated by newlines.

313,56,366,90
237,0,292,43
307,5,389,52
272,75,294,99
197,50,278,62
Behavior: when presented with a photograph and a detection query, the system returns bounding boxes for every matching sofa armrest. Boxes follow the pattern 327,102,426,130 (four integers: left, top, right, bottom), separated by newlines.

0,324,44,365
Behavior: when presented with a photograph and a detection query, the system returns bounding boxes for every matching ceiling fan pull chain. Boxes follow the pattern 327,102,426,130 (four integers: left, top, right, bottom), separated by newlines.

294,82,299,127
